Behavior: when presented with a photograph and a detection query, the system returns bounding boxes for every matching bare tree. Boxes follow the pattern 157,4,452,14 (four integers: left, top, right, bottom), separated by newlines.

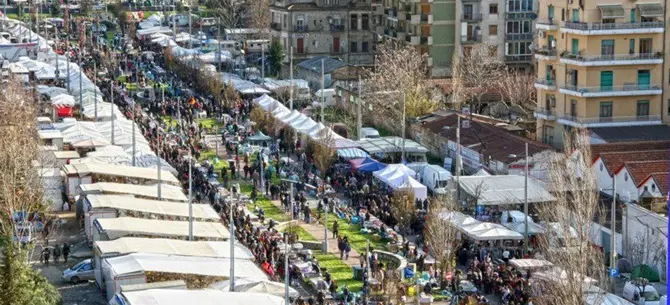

495,68,536,117
364,41,437,134
451,43,504,113
310,128,337,179
244,0,272,39
533,130,607,305
390,188,416,233
424,194,460,282
206,0,245,31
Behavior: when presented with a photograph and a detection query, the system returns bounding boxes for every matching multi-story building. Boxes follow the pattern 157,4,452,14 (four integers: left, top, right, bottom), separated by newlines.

502,0,536,68
381,0,457,77
456,0,504,62
533,0,665,148
269,0,376,73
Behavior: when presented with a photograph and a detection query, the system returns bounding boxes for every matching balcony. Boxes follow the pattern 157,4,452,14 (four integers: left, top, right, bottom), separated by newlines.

561,21,664,35
535,18,559,31
271,22,281,31
534,78,557,90
505,33,533,41
505,11,536,20
534,107,556,120
559,84,662,97
461,13,483,22
462,34,481,44
405,35,420,45
534,47,557,61
330,24,345,32
559,52,663,66
557,114,662,128
504,55,532,63
384,28,398,38
294,25,308,32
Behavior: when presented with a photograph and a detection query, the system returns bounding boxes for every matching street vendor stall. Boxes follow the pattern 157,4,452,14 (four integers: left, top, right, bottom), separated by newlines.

93,217,230,242
373,164,427,200
110,289,285,305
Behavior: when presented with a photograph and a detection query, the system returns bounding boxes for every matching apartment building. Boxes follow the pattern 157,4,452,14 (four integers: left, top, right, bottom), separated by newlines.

381,0,457,77
269,0,376,72
533,0,665,149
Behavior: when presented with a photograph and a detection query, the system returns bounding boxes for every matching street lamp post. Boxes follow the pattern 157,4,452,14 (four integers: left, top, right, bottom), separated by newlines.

509,143,529,254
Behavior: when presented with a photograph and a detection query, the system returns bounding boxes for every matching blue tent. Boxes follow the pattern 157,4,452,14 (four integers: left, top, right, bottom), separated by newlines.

356,157,387,172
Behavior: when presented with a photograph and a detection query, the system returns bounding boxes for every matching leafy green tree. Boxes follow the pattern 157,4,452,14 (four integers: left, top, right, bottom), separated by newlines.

267,40,284,77
0,239,62,305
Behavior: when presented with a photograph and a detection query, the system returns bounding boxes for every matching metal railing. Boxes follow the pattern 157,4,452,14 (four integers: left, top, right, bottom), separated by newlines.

461,13,483,21
505,11,536,19
535,78,556,86
559,114,661,124
560,52,663,62
330,24,345,32
560,84,662,93
535,47,557,56
535,18,558,26
562,21,664,31
505,55,533,62
294,25,308,32
535,107,555,116
505,33,533,40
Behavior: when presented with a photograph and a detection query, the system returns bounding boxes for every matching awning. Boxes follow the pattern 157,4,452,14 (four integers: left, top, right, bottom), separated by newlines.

599,5,625,19
637,3,664,17
337,148,369,159
57,106,73,117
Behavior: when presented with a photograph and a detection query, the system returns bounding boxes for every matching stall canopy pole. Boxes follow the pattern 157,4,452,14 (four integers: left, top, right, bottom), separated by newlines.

110,79,114,144
523,142,528,254
188,149,193,240
320,58,324,123
357,75,362,140
289,46,293,110
284,233,289,305
94,62,98,121
229,189,236,291
157,129,162,200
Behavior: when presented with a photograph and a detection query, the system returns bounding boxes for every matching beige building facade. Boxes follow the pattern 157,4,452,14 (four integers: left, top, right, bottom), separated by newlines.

533,0,665,148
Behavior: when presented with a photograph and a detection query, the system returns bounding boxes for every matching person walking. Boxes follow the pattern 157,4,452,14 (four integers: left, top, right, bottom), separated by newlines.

42,247,50,267
332,220,339,239
343,236,351,260
53,244,61,264
337,236,345,260
62,243,70,263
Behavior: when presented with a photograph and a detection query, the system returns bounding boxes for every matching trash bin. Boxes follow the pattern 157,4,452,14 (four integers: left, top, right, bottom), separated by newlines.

352,266,363,280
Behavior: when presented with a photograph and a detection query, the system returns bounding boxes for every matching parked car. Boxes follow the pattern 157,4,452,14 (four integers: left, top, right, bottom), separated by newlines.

62,259,95,284
360,127,380,139
622,280,662,305
196,17,217,27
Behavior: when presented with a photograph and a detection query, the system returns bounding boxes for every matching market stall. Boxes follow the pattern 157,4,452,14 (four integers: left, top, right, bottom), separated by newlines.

93,217,230,242
373,164,427,200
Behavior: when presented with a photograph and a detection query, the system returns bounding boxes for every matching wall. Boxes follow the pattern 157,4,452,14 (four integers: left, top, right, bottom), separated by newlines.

623,204,667,281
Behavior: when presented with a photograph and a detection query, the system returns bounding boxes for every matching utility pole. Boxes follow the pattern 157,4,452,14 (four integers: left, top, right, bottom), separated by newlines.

289,46,293,110
157,130,162,200
259,150,265,196
188,148,193,240
523,142,529,254
229,189,236,291
132,102,136,166
94,62,97,121
110,80,114,144
400,92,406,162
610,175,617,284
357,75,362,140
455,115,461,200
78,51,83,120
261,44,265,84
284,233,290,305
320,58,324,123
217,17,222,71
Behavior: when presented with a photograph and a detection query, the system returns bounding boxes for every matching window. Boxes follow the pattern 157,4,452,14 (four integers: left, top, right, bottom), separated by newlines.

629,39,635,55
350,14,358,30
490,4,498,14
637,100,650,117
571,9,579,22
639,38,653,54
599,102,613,120
489,25,498,35
571,38,579,55
570,100,577,117
362,41,369,52
601,40,614,57
600,71,613,90
637,70,650,89
630,8,636,22
542,125,554,144
548,5,554,19
362,14,369,30
350,41,357,53
463,4,474,17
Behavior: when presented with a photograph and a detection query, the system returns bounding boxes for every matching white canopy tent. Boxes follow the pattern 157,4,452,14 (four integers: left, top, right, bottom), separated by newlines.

466,227,523,241
504,221,546,235
210,278,299,297
112,289,286,305
509,259,553,270
50,94,75,107
373,164,427,200
458,175,556,205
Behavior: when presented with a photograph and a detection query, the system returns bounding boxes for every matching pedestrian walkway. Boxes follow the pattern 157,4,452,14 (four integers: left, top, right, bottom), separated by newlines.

204,132,362,268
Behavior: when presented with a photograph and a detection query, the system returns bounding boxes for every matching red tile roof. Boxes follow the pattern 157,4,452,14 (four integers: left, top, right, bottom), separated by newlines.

618,160,669,186
645,172,669,195
597,150,669,175
421,113,552,163
591,141,670,160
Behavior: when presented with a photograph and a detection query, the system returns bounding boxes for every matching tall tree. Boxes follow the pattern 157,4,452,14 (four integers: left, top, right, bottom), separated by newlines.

206,0,245,31
244,0,272,39
267,40,284,77
424,194,460,280
0,80,61,305
451,43,504,113
494,68,536,117
364,41,437,134
533,130,607,305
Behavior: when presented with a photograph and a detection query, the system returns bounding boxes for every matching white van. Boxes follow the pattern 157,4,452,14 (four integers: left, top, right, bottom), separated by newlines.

420,164,452,195
315,88,335,106
501,210,533,225
361,127,380,139
622,281,661,305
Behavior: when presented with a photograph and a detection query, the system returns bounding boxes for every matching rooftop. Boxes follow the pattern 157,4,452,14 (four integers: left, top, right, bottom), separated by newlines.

618,160,669,186
356,136,429,154
597,150,668,175
420,114,552,164
590,141,670,159
590,125,670,143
